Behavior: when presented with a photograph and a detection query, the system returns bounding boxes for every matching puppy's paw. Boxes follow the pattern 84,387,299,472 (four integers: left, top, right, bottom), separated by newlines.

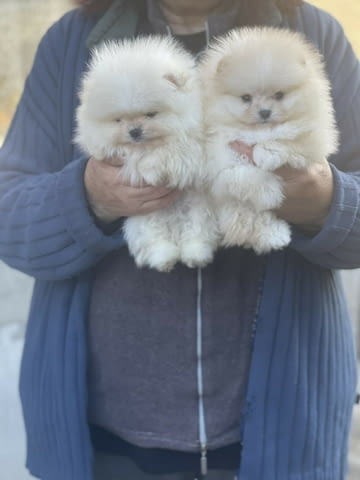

286,154,308,169
221,227,249,248
247,173,284,211
270,220,291,250
253,144,285,171
140,242,180,272
138,170,164,187
219,209,254,247
181,241,215,268
251,218,291,254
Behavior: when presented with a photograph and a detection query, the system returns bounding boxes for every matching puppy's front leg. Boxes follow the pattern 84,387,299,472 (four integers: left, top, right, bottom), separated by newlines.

254,141,308,171
212,166,284,212
137,153,170,187
249,211,291,254
179,192,219,268
138,144,203,189
211,164,254,200
124,214,180,272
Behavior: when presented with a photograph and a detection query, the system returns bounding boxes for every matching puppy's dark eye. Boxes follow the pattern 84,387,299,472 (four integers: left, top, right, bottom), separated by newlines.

146,111,158,118
241,94,252,103
274,91,284,101
113,118,122,123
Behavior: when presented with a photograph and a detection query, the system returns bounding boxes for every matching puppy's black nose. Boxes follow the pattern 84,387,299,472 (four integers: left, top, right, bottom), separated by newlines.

129,127,143,141
259,109,272,120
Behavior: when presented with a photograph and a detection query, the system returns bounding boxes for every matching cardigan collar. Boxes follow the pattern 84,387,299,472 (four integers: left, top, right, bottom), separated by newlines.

86,0,283,50
146,0,243,38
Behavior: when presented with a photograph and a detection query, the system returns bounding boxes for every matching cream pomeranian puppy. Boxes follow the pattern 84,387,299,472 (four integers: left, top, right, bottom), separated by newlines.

75,36,219,271
200,27,338,254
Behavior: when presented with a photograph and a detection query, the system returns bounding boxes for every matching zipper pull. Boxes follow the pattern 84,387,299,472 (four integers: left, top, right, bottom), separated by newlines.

200,444,208,476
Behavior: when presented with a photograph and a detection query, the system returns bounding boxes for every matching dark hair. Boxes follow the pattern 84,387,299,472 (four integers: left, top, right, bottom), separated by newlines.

75,0,303,19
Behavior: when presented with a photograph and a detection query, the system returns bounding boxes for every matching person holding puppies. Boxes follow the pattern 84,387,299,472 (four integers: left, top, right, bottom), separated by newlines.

0,1,359,479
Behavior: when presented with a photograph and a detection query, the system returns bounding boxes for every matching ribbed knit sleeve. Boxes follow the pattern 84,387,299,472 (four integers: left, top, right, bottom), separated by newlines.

289,5,360,269
0,11,126,281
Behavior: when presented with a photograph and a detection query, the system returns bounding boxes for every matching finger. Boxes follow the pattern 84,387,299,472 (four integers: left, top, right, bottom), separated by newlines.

273,164,307,183
138,189,182,214
90,158,124,179
89,158,180,198
229,141,254,157
105,156,125,167
273,164,300,175
130,185,179,200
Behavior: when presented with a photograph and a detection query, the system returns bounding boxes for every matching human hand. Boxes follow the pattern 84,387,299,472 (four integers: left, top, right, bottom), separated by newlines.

229,140,254,163
84,157,181,222
229,141,334,232
274,162,334,232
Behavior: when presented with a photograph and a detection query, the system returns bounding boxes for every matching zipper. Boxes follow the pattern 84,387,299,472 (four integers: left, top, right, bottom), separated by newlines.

198,22,210,477
200,443,208,476
196,267,208,476
167,19,212,477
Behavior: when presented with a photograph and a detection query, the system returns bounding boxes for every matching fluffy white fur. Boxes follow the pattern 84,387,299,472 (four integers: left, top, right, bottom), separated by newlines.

75,36,218,271
200,27,339,254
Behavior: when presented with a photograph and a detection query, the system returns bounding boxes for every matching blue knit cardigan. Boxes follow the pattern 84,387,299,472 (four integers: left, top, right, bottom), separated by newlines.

0,2,359,479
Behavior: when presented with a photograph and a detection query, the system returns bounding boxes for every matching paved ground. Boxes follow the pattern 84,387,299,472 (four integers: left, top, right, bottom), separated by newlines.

0,262,359,479
0,263,33,480
349,407,360,480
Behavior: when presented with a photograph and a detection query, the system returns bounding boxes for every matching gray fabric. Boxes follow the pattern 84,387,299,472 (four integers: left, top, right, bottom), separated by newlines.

88,249,264,451
93,452,238,480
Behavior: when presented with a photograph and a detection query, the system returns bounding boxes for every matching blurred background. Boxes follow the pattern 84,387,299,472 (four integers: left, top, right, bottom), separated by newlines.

0,1,359,479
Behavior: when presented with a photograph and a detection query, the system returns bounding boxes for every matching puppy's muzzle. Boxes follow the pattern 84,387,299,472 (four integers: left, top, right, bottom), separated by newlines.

129,127,143,142
259,109,272,121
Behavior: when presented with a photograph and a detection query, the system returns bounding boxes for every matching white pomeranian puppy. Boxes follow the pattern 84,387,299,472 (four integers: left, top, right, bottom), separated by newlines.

75,36,219,271
200,27,338,254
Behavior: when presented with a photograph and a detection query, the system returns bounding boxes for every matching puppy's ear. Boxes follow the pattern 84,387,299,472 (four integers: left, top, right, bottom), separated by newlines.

164,72,190,90
216,55,231,78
